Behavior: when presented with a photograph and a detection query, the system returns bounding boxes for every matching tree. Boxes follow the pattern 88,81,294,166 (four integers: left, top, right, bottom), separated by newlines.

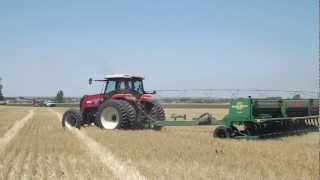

292,94,301,99
55,90,64,103
0,78,4,101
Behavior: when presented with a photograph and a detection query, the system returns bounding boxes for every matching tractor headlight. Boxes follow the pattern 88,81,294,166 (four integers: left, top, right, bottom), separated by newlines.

86,100,94,104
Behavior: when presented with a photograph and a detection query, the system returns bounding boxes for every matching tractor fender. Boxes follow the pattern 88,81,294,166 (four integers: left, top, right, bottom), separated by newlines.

139,94,154,103
80,94,104,112
111,94,137,102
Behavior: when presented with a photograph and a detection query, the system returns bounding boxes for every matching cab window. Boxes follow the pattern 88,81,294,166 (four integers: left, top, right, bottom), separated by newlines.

118,80,126,90
133,80,144,94
105,80,116,94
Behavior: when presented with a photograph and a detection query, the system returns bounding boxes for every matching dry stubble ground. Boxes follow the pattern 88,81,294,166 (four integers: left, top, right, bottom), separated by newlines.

165,108,228,120
0,106,319,180
0,106,31,137
60,107,319,180
0,107,115,180
85,127,319,180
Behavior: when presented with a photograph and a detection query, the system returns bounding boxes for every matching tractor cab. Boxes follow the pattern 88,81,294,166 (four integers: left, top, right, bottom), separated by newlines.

104,74,146,97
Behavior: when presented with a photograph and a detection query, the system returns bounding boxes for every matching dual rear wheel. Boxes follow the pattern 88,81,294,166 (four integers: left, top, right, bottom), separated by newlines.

95,100,136,129
96,100,165,130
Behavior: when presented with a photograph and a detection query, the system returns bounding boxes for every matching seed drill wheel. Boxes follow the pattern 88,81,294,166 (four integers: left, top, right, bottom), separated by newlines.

62,109,82,129
95,100,136,129
213,126,231,138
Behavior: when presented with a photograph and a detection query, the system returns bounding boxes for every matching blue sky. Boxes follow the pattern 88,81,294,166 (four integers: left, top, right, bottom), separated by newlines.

0,0,318,97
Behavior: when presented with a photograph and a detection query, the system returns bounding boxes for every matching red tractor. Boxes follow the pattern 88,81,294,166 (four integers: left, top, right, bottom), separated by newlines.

62,74,165,129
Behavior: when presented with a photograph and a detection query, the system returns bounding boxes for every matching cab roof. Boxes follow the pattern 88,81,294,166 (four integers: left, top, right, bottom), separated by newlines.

104,74,145,80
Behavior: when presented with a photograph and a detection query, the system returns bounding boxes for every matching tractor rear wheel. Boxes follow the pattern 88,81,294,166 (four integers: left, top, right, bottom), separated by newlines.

95,100,136,129
62,109,82,129
138,102,165,129
149,102,166,121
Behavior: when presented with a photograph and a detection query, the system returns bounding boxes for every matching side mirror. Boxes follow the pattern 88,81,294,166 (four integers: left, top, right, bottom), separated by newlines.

89,78,93,85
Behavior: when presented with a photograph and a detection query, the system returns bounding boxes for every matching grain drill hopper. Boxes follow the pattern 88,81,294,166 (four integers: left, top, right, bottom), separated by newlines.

213,97,319,139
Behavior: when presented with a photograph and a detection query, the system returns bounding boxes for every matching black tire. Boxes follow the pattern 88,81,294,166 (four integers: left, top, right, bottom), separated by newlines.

138,102,166,129
62,109,82,129
213,126,231,138
95,100,136,129
119,100,138,129
149,102,166,121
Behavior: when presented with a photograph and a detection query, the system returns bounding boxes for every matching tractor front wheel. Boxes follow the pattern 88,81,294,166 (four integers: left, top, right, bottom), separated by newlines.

62,109,82,129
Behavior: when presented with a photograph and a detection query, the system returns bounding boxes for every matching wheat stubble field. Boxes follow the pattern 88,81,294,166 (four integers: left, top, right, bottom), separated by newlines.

0,106,318,180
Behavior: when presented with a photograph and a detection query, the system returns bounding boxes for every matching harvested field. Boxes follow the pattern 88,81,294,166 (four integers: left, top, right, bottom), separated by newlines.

50,109,146,180
85,126,319,180
0,107,318,180
0,106,32,136
54,107,72,114
0,108,115,180
165,108,228,120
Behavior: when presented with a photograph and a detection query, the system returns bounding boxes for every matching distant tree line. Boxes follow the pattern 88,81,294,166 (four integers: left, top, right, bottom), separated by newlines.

55,90,64,103
0,78,4,101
